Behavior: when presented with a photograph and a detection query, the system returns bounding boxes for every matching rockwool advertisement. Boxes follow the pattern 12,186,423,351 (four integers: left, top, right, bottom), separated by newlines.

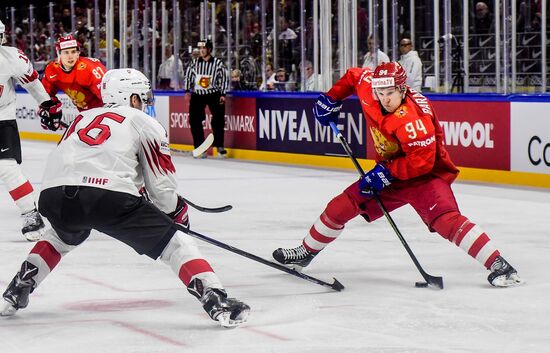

256,97,367,158
168,95,257,150
511,102,550,175
431,100,510,170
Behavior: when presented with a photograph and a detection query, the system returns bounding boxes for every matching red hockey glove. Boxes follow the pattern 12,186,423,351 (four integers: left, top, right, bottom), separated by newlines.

38,96,63,131
166,195,189,229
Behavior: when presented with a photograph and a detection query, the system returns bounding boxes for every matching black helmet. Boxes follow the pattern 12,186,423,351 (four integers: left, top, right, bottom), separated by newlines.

197,39,213,50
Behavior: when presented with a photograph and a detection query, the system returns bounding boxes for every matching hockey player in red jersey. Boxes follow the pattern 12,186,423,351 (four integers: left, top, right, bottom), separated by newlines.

42,35,106,111
0,68,250,327
273,62,522,287
0,20,63,241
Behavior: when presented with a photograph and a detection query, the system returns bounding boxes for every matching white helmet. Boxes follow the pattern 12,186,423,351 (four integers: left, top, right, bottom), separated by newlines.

0,20,6,46
101,68,153,111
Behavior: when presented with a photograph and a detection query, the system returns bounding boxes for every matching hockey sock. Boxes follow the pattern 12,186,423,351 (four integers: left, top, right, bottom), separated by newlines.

159,231,222,289
431,211,500,269
303,212,344,252
0,159,36,213
302,195,351,252
25,229,75,286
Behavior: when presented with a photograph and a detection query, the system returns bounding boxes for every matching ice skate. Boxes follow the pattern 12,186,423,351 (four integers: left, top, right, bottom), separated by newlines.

1,261,38,316
272,244,317,270
488,256,522,287
187,279,250,328
21,208,46,242
201,288,250,327
216,147,227,159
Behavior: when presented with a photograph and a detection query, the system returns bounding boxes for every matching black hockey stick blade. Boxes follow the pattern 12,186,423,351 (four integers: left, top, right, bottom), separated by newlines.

175,224,344,292
181,196,232,213
423,273,444,289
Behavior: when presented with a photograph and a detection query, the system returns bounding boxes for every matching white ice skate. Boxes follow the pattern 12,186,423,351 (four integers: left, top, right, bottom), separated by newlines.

21,208,46,241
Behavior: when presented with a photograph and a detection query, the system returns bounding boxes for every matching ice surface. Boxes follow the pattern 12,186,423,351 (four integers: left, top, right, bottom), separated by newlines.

1,140,549,353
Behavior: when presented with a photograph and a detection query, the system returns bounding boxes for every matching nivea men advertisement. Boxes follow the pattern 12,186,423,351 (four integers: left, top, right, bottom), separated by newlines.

255,97,367,158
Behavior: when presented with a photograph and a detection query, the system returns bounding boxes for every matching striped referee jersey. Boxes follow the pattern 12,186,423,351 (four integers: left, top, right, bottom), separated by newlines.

184,56,229,95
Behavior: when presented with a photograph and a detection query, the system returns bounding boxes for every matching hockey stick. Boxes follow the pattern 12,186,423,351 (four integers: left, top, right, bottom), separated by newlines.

181,196,232,213
175,224,344,292
192,133,214,157
328,122,443,289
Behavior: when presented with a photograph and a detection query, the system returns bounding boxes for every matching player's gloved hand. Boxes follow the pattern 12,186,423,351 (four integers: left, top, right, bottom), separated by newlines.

313,93,343,126
167,194,189,229
359,163,393,196
38,96,63,131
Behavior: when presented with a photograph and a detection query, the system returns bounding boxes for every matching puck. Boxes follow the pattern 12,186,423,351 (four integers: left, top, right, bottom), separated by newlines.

415,282,429,288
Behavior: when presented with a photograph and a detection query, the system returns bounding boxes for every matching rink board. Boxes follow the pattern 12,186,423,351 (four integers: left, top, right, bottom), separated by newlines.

14,90,550,188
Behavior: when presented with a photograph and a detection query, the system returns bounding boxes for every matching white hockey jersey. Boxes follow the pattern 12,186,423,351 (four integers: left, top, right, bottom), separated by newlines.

41,105,178,213
0,46,50,121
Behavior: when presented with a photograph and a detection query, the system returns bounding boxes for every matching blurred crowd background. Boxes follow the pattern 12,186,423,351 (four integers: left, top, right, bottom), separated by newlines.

1,0,548,93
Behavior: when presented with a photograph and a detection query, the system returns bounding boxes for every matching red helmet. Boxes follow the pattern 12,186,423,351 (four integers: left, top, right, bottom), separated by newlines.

56,35,80,52
372,62,407,90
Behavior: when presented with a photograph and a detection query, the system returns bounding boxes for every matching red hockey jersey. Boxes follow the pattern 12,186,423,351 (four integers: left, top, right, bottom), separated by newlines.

42,57,106,111
327,67,459,183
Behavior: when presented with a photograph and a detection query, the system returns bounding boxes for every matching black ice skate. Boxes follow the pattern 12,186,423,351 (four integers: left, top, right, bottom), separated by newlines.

187,279,250,328
21,208,46,242
272,244,317,269
217,147,227,158
488,256,522,287
1,261,38,316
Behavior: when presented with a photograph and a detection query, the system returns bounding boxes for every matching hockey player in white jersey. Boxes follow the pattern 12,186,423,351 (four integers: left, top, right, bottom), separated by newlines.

0,68,250,327
0,20,63,241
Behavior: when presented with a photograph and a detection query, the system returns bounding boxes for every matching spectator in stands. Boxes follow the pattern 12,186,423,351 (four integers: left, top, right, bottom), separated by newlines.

230,69,246,91
260,63,277,91
241,9,257,43
158,45,185,90
529,0,544,30
398,37,423,91
274,67,295,91
250,22,262,58
98,27,120,66
301,60,321,91
362,35,389,70
473,2,494,34
15,30,26,52
270,16,298,73
191,47,200,60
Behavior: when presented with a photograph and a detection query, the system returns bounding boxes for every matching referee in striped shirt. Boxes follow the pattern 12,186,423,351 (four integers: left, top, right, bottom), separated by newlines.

185,39,229,158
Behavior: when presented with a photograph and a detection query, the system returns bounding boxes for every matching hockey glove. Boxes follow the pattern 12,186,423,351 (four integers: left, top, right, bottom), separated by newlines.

166,194,190,229
359,163,393,196
38,96,63,131
313,93,343,126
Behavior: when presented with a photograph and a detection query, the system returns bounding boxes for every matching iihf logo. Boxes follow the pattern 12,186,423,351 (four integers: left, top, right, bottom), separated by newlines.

82,176,109,185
